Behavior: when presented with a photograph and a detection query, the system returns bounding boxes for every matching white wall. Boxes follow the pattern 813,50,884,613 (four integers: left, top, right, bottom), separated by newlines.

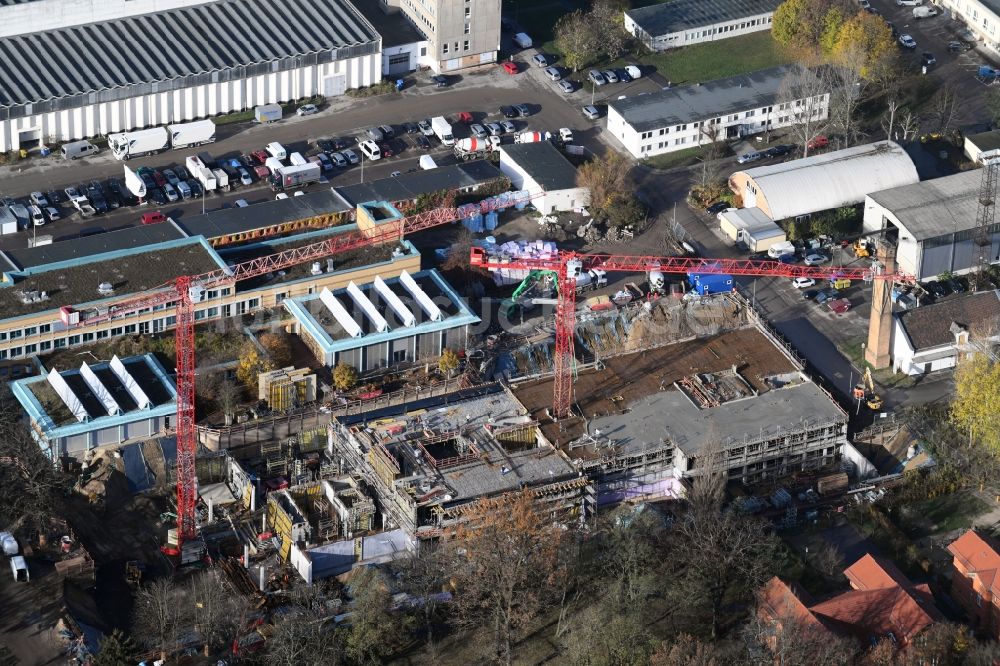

625,10,775,51
383,41,430,76
498,150,588,213
609,92,829,159
0,0,212,37
862,195,922,277
0,53,380,151
939,0,1000,51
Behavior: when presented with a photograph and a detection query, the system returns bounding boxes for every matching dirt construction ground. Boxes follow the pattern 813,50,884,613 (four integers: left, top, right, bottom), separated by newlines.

514,327,797,446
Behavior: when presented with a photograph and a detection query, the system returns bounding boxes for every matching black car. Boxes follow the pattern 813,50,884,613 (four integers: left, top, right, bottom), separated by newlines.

46,190,64,205
317,138,335,152
174,165,191,181
416,135,431,150
925,281,949,297
614,68,632,83
432,75,449,87
403,122,419,135
705,201,729,215
921,52,937,67
138,171,157,191
148,188,167,205
378,124,396,139
948,278,966,293
514,103,531,117
86,182,109,213
186,179,202,198
748,252,768,261
500,105,517,119
948,40,970,52
764,144,795,157
803,289,820,300
107,178,138,206
91,180,118,209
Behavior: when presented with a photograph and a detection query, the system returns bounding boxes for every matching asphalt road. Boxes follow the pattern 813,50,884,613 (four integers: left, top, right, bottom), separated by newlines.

0,64,608,249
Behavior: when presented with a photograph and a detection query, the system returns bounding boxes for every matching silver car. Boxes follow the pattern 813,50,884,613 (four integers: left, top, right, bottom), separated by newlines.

582,105,601,120
588,70,606,85
342,149,360,165
558,80,576,94
544,66,561,81
485,123,503,136
499,120,516,133
366,127,384,142
470,123,488,138
330,152,348,167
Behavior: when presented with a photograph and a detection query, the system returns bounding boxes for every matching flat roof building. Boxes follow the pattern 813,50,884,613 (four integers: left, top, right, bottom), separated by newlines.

625,0,781,52
862,169,991,280
732,141,919,221
284,268,479,371
717,207,787,252
607,65,829,158
892,291,1000,375
0,0,382,152
12,353,177,459
498,142,588,214
335,161,504,206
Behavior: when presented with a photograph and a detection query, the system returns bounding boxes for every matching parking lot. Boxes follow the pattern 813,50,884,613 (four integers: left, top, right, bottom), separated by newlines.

0,61,608,250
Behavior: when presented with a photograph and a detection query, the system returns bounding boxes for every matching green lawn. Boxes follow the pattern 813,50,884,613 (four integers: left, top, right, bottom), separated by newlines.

640,144,733,170
632,32,794,85
898,491,991,538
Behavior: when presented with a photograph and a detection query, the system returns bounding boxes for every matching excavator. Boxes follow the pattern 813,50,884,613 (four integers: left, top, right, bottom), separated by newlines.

853,367,883,410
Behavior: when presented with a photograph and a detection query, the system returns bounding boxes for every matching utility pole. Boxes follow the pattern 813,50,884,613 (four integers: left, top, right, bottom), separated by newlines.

973,151,1000,291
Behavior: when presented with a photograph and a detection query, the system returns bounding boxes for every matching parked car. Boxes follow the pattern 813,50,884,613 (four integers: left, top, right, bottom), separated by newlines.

532,53,550,67
238,167,253,185
403,122,419,134
948,278,966,293
500,105,518,119
514,103,531,117
803,289,820,300
615,68,632,83
163,183,179,202
418,119,434,136
777,253,798,264
485,122,503,136
457,111,474,124
315,153,333,172
815,289,839,304
925,281,948,297
186,179,202,198
44,207,60,222
582,105,601,120
544,66,562,81
896,0,921,5
470,124,488,138
142,211,167,225
804,254,829,266
948,40,971,52
764,144,795,157
64,186,82,201
559,128,574,143
366,127,384,142
828,298,852,314
432,75,449,87
235,199,250,208
28,205,45,226
342,149,360,165
793,277,816,289
415,135,431,150
807,135,830,150
899,34,917,49
737,150,762,164
921,52,937,66
602,69,618,83
705,201,730,215
330,152,348,167
378,124,396,139
558,80,576,94
502,61,519,74
499,120,517,133
29,191,48,207
379,142,394,158
152,170,167,187
297,104,318,116
588,70,607,86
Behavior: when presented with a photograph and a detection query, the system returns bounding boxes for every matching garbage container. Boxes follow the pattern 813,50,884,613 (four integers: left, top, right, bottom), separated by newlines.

39,146,50,157
18,149,27,159
395,78,405,91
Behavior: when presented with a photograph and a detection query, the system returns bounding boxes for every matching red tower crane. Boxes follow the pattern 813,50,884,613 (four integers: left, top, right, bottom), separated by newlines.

469,248,915,419
67,196,524,551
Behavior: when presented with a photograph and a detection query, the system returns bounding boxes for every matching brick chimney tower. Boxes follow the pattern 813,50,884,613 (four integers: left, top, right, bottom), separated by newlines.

864,241,895,370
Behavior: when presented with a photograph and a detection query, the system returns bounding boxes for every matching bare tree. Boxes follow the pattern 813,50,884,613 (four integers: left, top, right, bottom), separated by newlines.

744,605,857,666
827,59,867,148
450,490,568,665
260,609,345,666
563,605,654,666
391,544,452,657
778,65,832,157
928,85,960,133
216,378,240,426
576,152,635,218
696,122,727,188
881,96,905,142
812,541,844,580
688,436,727,512
599,509,663,607
132,577,190,660
189,570,243,656
651,633,725,666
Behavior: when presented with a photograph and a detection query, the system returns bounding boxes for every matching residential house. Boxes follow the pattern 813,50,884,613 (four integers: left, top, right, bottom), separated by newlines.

947,529,1000,639
893,291,1000,375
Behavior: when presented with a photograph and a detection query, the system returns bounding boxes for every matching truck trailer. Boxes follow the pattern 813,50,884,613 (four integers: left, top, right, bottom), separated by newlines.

108,128,170,160
272,163,321,190
255,104,282,123
168,120,216,149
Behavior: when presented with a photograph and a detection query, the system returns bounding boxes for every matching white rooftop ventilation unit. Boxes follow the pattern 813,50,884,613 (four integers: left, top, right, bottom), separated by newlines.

97,282,114,296
110,355,151,409
319,288,362,338
399,270,442,321
374,276,415,327
310,262,323,276
80,362,121,416
46,368,90,422
346,282,388,333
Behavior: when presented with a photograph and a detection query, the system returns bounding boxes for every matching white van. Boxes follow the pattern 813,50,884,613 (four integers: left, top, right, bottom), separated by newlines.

10,555,28,582
289,152,307,166
625,65,642,79
513,32,532,48
265,142,287,160
358,140,381,161
767,241,796,259
28,205,45,227
61,140,98,159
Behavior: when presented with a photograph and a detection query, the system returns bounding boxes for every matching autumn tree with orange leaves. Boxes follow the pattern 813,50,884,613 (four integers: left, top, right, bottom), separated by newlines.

450,489,572,666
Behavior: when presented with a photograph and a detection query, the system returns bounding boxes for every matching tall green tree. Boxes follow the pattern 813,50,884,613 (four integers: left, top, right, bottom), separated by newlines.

554,10,600,72
346,567,400,665
952,356,1000,453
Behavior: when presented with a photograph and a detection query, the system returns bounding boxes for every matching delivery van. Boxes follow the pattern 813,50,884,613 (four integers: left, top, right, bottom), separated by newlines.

61,140,98,159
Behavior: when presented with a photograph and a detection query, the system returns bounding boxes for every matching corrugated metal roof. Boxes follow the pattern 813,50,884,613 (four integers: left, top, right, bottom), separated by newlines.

738,141,919,220
627,0,782,37
609,65,806,133
0,0,379,106
867,169,979,242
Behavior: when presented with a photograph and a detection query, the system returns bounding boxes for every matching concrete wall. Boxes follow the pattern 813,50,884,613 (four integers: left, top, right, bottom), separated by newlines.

0,0,211,37
398,0,500,72
608,92,829,159
625,10,775,51
2,54,380,152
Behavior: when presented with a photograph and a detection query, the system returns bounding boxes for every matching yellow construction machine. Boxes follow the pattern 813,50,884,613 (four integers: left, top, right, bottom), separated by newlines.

853,367,883,410
852,239,871,258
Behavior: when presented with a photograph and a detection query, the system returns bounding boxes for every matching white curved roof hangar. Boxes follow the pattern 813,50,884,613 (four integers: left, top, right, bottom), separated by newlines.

734,141,919,221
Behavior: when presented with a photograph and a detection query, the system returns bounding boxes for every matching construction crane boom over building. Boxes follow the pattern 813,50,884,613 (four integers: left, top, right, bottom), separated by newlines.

64,192,538,551
469,248,916,419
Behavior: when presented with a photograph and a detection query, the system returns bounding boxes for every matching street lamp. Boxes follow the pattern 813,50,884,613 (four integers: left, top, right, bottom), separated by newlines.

591,79,596,106
360,150,365,184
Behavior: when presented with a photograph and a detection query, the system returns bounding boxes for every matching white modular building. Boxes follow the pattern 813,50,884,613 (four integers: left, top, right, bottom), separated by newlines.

498,142,589,214
607,65,829,159
0,0,382,152
624,0,781,51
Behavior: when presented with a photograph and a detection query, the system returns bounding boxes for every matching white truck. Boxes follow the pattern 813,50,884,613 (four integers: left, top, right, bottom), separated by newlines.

212,168,230,191
289,152,308,166
266,142,287,159
431,116,454,146
70,196,96,217
107,127,170,160
419,155,438,170
168,120,216,149
273,163,321,190
454,136,500,161
265,157,285,175
186,156,218,192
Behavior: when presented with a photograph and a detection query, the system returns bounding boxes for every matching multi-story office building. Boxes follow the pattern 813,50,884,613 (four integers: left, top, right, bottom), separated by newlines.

385,0,500,72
